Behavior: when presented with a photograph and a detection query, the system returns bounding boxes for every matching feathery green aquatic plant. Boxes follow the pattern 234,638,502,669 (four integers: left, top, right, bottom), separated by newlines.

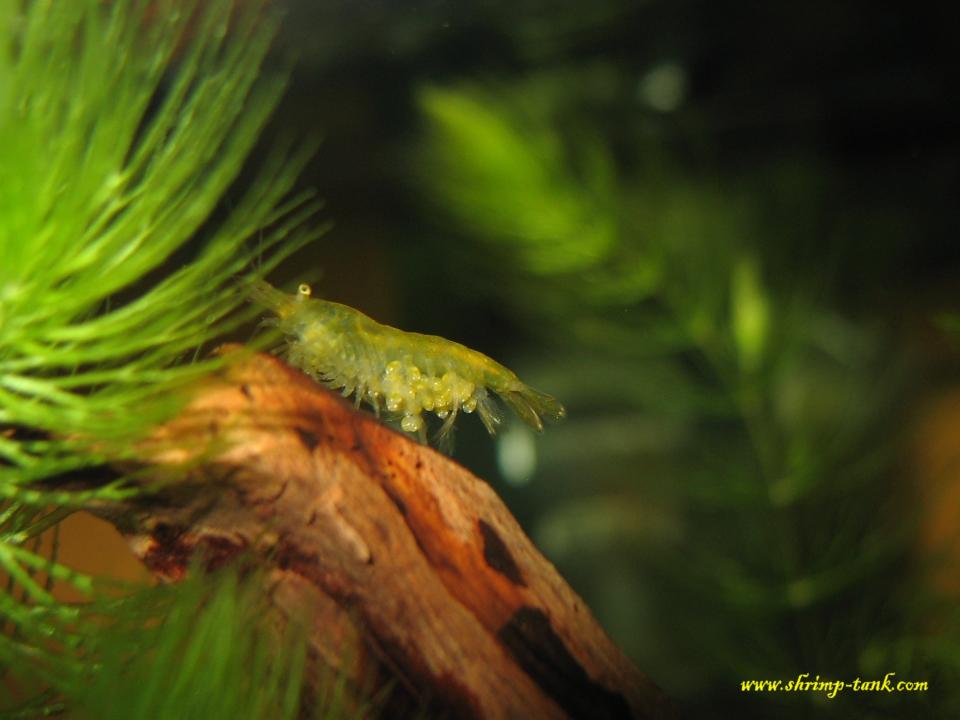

59,566,311,720
1,0,321,713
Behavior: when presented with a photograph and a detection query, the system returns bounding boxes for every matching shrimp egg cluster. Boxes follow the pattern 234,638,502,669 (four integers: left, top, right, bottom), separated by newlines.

379,359,478,434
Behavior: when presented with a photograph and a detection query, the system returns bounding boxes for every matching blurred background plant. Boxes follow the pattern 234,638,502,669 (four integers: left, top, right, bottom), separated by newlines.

3,0,959,718
409,78,950,718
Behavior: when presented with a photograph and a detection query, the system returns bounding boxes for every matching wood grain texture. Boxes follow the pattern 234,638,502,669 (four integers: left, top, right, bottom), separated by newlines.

103,346,672,719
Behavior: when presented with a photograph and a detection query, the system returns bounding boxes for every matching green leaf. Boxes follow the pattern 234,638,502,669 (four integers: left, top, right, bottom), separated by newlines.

731,257,770,373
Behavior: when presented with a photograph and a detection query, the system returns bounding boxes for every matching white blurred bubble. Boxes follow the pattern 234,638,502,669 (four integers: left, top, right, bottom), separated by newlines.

497,424,537,486
638,61,687,113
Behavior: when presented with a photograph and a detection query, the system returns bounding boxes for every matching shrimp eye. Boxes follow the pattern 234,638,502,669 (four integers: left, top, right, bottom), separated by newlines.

298,283,312,298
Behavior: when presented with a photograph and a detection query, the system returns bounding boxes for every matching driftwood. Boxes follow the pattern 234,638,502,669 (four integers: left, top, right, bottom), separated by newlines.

98,345,671,719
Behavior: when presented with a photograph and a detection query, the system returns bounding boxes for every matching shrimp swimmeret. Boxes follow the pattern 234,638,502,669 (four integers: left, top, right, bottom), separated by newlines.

249,280,565,447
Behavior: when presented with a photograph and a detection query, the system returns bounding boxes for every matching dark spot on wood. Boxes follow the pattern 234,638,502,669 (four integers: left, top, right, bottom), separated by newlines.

307,509,318,526
152,522,185,545
216,466,243,486
142,524,191,580
35,463,118,490
377,483,438,562
372,518,394,549
142,524,248,579
478,519,525,586
250,479,289,506
296,427,319,451
415,460,423,470
427,673,485,720
273,541,360,604
200,535,247,573
498,606,632,720
381,483,407,517
141,545,190,581
240,384,253,400
366,624,484,720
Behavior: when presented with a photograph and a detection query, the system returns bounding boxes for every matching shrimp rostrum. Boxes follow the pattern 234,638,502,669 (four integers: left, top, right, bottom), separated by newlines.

250,281,565,447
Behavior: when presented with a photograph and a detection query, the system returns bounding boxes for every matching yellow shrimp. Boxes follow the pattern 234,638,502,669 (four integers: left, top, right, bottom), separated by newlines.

249,280,565,446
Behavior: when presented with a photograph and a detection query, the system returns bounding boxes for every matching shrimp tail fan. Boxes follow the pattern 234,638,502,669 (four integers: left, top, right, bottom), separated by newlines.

471,391,501,437
499,385,566,432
